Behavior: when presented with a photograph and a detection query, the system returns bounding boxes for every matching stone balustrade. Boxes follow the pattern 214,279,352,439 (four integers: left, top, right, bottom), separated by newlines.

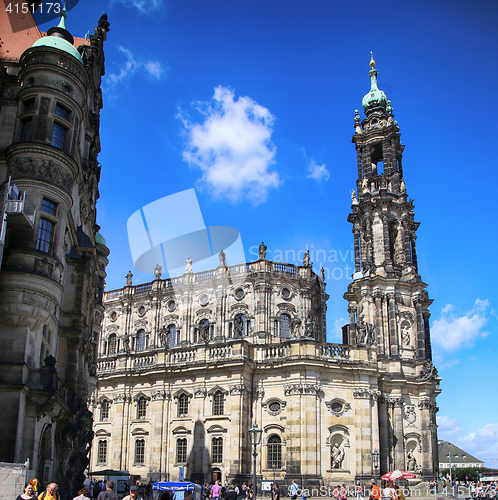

96,339,366,376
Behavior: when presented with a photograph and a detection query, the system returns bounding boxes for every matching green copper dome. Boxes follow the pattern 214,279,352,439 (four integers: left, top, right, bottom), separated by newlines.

361,54,387,113
31,9,83,64
95,232,107,246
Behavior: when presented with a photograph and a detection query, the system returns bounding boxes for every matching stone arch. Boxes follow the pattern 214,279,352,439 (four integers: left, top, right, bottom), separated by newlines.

328,425,350,471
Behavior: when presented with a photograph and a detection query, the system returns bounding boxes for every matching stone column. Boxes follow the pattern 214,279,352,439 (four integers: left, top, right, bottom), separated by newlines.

392,398,405,470
284,384,303,477
418,399,433,476
373,292,384,355
410,233,418,271
354,225,361,273
348,304,357,345
366,216,373,265
387,293,398,357
378,396,390,475
353,389,376,476
423,311,432,361
413,296,425,360
356,145,363,180
403,222,412,265
371,392,381,471
382,215,391,262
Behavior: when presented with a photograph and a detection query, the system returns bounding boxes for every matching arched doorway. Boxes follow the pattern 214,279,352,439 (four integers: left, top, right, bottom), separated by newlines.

37,424,52,491
211,468,221,484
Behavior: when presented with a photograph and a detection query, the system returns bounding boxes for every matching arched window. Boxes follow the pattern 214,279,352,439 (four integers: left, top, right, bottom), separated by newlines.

280,314,290,338
168,324,179,347
212,437,223,463
108,334,117,355
136,330,149,351
135,439,145,464
137,397,147,419
97,440,107,464
178,393,189,418
213,390,224,416
100,400,110,421
267,435,282,469
176,438,187,464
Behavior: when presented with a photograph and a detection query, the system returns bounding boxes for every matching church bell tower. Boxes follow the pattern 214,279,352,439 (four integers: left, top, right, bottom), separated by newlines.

344,54,433,362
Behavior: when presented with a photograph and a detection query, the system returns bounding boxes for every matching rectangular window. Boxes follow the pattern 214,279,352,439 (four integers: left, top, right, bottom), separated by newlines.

21,119,32,141
212,437,223,463
41,199,57,215
51,123,66,149
176,438,187,464
24,99,35,113
55,104,68,120
137,398,147,419
213,392,224,416
97,440,107,463
135,439,145,464
100,401,109,421
36,218,55,253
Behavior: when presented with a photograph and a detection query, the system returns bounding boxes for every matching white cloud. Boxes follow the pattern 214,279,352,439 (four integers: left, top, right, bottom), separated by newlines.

330,317,346,342
431,299,490,351
144,61,163,79
308,160,329,181
110,0,163,13
458,423,498,467
437,415,460,438
106,47,165,88
181,86,280,205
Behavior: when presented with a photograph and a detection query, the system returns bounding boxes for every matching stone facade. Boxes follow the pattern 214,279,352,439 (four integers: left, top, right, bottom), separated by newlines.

0,9,110,496
91,58,441,487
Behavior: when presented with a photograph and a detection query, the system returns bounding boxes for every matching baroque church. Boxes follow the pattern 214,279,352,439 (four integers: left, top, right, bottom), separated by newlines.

0,7,110,496
91,56,441,488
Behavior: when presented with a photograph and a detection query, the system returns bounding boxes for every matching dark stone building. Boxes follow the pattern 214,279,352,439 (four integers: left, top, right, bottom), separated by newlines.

0,8,110,496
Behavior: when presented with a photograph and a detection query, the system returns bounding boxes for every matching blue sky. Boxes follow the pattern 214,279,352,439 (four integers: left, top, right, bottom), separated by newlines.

37,0,498,468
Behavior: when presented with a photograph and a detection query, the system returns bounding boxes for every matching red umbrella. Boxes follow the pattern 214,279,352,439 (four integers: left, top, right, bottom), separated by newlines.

381,470,416,481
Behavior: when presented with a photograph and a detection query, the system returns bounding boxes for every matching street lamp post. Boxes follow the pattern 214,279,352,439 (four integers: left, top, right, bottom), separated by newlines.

249,423,263,500
372,450,380,485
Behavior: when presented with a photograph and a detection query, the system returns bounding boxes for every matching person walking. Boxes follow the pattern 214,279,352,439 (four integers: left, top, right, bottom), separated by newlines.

357,482,363,500
38,483,60,500
273,484,280,500
74,488,91,500
97,481,118,500
16,483,36,500
123,485,141,500
289,480,299,500
211,481,222,500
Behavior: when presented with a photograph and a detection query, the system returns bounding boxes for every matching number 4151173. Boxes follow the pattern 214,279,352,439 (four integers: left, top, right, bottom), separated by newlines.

6,3,62,14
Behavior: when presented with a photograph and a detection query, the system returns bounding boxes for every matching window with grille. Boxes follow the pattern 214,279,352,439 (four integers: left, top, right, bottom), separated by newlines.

168,325,179,347
212,437,223,463
100,400,110,421
97,440,107,463
36,218,55,253
21,119,32,141
213,391,224,416
280,314,290,338
41,199,57,215
135,439,145,464
55,104,68,120
136,330,149,351
137,397,147,419
267,435,282,469
178,393,189,418
176,438,187,464
51,122,66,149
108,334,117,355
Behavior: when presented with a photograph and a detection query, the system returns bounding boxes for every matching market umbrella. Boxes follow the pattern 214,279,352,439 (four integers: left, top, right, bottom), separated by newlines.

381,470,416,481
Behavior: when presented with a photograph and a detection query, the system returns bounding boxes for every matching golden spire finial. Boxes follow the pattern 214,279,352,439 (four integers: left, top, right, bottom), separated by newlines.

370,51,376,68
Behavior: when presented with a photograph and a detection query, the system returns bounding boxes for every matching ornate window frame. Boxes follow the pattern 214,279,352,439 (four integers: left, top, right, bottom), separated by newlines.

262,398,287,417
325,398,351,417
